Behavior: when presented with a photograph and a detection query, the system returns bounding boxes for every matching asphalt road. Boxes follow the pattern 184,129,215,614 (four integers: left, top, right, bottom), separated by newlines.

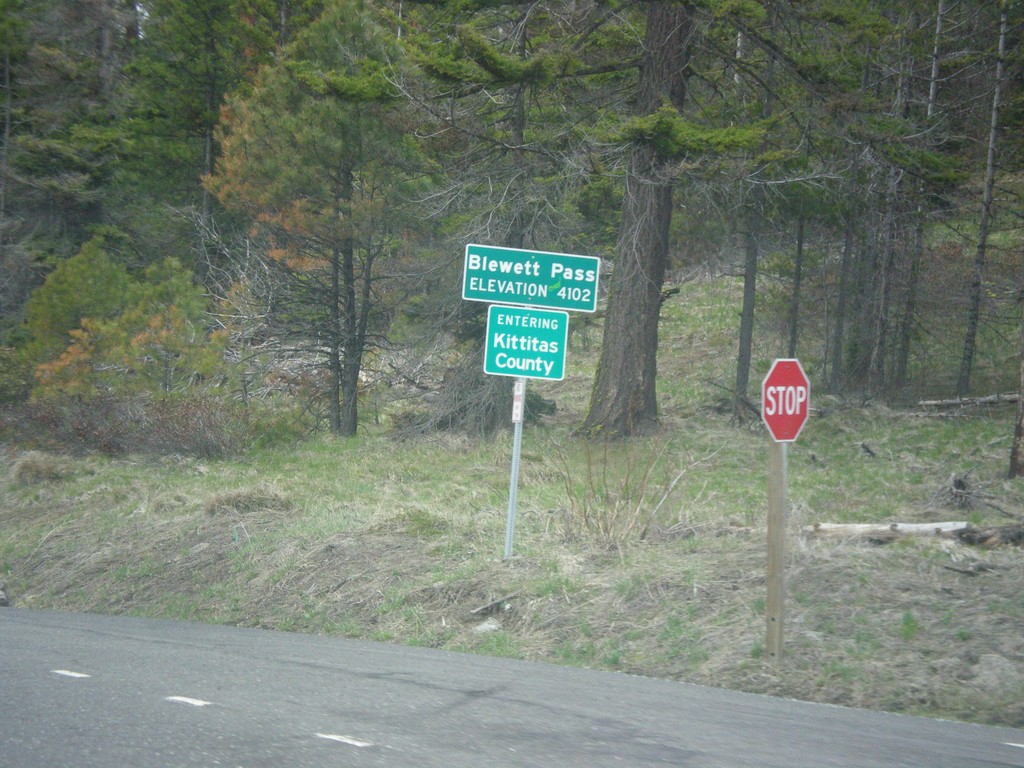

2,608,1022,768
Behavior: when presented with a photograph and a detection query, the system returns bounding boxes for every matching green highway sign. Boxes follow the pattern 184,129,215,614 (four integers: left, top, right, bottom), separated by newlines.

484,305,569,381
463,243,601,313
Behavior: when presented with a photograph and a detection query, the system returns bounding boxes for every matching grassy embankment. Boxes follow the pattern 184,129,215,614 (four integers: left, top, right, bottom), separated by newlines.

2,276,1023,727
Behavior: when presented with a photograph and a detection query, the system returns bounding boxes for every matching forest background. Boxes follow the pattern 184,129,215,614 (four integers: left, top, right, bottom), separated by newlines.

0,0,1019,456
0,0,1022,457
3,0,1024,728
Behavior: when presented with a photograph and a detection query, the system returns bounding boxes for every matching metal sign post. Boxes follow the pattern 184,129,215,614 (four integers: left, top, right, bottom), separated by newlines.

462,242,601,560
504,378,526,559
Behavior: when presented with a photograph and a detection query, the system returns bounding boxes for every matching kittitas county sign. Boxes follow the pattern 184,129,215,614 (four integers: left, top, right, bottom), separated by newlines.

462,243,601,313
483,304,569,381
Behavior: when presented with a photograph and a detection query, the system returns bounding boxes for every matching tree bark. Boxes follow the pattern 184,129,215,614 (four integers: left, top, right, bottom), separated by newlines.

829,163,858,394
580,3,693,438
868,166,900,393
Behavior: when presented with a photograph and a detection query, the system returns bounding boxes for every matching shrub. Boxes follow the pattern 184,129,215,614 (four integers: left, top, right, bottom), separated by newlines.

555,441,697,544
10,451,66,485
1,395,250,458
0,348,32,405
134,396,246,458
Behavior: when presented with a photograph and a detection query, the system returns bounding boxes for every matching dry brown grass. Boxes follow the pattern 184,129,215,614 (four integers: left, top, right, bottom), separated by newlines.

203,484,292,516
10,451,66,485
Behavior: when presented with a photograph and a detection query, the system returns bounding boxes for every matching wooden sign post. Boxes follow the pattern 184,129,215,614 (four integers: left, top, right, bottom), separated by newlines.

761,359,810,661
766,440,788,661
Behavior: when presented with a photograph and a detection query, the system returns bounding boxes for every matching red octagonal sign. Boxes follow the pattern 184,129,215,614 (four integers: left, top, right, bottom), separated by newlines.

761,358,810,442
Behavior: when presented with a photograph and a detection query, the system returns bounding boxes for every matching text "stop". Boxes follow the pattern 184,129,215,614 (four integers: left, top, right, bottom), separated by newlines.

763,385,808,416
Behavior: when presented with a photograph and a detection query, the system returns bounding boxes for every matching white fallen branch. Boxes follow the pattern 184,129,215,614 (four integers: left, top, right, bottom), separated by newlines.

803,521,970,541
917,393,1019,407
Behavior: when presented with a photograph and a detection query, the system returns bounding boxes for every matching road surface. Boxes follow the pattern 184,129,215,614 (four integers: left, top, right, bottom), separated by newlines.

2,609,1022,767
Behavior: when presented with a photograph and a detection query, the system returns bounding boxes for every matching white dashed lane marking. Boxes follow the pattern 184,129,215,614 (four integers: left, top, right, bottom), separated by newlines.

315,733,373,748
52,670,91,678
164,696,214,707
49,668,384,752
1004,742,1024,749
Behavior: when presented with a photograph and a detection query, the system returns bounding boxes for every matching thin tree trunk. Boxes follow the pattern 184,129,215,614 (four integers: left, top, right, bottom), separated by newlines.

870,41,914,394
1010,297,1024,478
787,216,805,358
896,0,946,390
868,167,901,392
0,47,10,262
734,5,777,413
829,59,868,396
957,0,1007,398
894,222,922,388
581,3,693,438
829,170,857,393
328,208,343,436
339,166,359,437
734,198,760,408
928,0,946,115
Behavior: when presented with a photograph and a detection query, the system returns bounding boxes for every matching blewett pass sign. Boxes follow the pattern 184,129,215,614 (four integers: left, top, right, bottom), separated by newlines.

463,244,601,313
761,359,810,443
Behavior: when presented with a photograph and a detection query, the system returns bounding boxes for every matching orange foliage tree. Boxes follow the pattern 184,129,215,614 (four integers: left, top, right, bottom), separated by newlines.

207,0,425,436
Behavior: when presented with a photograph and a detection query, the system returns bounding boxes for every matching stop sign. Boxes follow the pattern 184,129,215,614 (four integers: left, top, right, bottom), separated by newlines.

761,359,810,442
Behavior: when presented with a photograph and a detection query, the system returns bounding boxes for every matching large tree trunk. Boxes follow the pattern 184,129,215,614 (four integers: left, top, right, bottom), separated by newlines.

580,3,693,438
957,0,1006,398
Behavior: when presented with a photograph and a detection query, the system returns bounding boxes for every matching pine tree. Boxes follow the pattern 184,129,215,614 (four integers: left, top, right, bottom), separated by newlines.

22,234,131,367
209,0,422,436
124,0,280,226
1,0,137,336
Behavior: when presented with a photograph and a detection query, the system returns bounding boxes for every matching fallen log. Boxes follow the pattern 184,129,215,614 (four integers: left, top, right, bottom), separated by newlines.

918,393,1019,408
803,521,969,543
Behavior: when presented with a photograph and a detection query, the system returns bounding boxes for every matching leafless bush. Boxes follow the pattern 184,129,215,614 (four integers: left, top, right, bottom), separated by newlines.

1,395,248,458
555,443,713,544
